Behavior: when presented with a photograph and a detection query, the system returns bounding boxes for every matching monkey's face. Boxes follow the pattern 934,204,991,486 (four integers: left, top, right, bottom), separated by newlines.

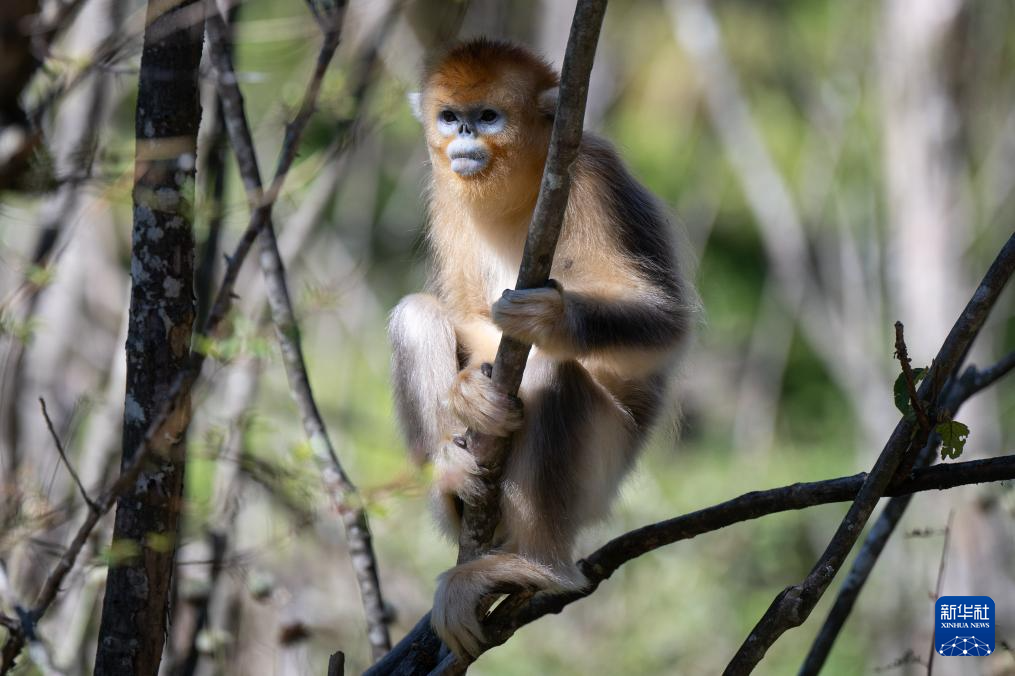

433,105,506,177
411,75,555,194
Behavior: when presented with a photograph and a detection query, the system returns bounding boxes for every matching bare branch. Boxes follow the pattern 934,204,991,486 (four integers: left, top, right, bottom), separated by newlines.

455,0,608,573
367,453,1015,675
38,398,95,511
725,232,1015,674
801,347,1015,674
204,2,393,660
894,322,931,433
328,651,346,676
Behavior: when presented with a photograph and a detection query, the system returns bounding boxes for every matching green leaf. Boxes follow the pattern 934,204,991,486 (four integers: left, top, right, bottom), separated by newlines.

893,367,927,417
937,420,969,460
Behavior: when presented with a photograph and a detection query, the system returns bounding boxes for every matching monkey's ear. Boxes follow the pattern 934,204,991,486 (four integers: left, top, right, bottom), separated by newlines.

537,87,559,117
407,92,423,122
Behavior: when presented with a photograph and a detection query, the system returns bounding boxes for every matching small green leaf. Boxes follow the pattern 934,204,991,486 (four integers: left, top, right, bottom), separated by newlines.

937,420,969,460
893,367,927,417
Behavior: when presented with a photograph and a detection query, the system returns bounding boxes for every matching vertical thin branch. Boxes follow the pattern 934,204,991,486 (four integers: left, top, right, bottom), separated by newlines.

926,510,953,674
455,0,608,567
204,3,393,660
894,322,931,433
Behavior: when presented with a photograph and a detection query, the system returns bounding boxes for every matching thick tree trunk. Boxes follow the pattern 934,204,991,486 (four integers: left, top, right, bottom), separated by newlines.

93,1,204,673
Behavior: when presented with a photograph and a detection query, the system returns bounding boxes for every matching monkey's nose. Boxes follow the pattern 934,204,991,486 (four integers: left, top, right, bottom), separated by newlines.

458,123,474,137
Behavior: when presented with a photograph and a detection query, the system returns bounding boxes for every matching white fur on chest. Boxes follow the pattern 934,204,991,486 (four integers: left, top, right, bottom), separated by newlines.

469,216,525,307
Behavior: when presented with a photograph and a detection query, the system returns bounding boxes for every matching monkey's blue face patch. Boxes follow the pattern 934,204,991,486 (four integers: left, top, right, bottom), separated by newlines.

434,106,507,176
436,107,506,137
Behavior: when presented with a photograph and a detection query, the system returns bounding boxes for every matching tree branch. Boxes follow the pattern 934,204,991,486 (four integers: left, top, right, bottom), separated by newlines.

367,452,1015,675
800,347,1015,674
38,397,95,511
204,2,393,661
725,232,1015,674
455,0,608,565
894,321,931,433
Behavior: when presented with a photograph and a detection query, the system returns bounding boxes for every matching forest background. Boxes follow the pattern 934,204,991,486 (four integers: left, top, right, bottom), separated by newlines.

0,0,1013,674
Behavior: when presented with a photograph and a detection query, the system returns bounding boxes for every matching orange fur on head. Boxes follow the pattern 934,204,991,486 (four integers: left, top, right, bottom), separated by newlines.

417,39,559,205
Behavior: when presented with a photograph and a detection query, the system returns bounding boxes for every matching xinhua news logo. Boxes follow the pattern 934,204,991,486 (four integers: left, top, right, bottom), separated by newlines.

935,596,995,657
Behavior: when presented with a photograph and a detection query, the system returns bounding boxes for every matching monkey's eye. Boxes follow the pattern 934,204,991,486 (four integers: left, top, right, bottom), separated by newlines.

440,110,457,123
479,109,499,123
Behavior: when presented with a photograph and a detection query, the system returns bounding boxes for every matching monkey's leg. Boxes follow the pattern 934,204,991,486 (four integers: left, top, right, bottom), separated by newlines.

388,294,479,534
506,358,641,558
433,358,642,658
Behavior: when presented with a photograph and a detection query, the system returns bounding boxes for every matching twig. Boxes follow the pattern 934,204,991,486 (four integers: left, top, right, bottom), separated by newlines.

366,452,1015,675
945,351,1015,409
800,348,1015,674
725,232,1015,674
38,398,95,511
205,1,393,661
926,510,953,674
894,322,931,433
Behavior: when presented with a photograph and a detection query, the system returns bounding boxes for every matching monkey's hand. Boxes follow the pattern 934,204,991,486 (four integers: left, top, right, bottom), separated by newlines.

448,362,523,437
491,280,566,351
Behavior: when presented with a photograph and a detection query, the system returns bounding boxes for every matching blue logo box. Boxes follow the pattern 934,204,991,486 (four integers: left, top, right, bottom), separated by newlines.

935,596,995,657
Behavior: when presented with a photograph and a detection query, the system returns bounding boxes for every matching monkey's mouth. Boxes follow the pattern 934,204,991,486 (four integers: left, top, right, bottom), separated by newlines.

448,149,489,177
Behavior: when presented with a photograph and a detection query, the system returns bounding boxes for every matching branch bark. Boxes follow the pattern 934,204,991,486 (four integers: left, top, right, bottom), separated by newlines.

725,232,1015,674
453,0,608,576
92,0,205,672
800,348,1015,674
367,451,1015,675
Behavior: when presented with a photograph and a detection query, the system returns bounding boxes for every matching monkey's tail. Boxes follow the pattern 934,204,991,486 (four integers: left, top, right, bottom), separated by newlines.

431,553,586,658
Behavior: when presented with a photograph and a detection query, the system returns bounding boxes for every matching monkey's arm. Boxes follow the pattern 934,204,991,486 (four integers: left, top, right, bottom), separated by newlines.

492,280,689,358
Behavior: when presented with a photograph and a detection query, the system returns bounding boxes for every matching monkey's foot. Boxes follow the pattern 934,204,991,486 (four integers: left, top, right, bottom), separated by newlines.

448,364,523,437
433,435,483,503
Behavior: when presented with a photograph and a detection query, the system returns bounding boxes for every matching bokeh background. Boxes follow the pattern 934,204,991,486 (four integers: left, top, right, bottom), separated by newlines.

1,0,1014,674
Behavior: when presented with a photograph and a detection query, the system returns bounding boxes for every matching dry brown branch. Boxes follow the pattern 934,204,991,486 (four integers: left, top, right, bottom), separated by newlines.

894,321,931,433
726,232,1015,673
800,348,1015,674
453,0,608,580
38,398,94,511
204,1,393,660
367,451,1015,675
